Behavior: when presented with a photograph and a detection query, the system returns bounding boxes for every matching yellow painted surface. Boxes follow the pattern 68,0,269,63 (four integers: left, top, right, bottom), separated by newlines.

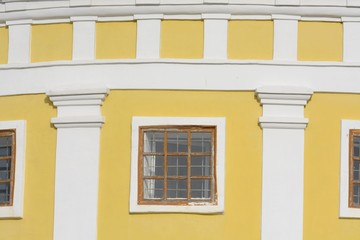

161,20,204,59
298,22,343,61
0,94,56,240
228,20,273,60
31,24,72,63
0,27,8,64
96,22,137,59
304,93,360,240
98,90,262,240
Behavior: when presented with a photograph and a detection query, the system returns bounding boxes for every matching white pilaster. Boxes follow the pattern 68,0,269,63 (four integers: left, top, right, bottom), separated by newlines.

71,17,97,61
256,86,313,240
47,87,108,240
135,14,162,59
272,15,300,61
203,14,230,59
342,17,360,62
6,20,32,64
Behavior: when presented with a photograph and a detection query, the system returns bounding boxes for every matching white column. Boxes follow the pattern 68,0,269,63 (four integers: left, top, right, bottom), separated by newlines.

203,14,230,60
6,20,32,64
71,17,97,61
47,87,108,240
135,14,162,59
272,15,300,61
342,17,360,62
256,86,313,240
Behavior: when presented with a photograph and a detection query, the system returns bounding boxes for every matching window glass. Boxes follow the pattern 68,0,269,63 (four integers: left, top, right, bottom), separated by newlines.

139,126,215,205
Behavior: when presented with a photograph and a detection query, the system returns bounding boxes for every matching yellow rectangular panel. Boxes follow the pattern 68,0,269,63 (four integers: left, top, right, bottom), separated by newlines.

31,24,73,63
0,27,9,64
161,20,204,59
298,21,343,61
96,21,137,59
228,20,274,60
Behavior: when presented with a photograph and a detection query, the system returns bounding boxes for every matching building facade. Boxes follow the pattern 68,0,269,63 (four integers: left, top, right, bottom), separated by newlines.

0,0,360,239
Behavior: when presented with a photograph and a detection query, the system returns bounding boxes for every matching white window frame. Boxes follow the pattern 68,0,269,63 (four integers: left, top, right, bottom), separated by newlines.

339,120,360,218
0,120,26,219
130,117,225,213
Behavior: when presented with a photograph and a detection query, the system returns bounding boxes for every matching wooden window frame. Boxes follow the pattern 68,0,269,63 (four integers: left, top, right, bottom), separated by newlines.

0,129,16,207
349,129,360,208
138,125,217,206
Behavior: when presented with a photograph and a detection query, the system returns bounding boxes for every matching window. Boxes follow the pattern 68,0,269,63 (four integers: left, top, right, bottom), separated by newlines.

0,120,26,219
130,117,225,213
139,126,215,205
340,120,360,218
349,130,360,208
0,130,15,206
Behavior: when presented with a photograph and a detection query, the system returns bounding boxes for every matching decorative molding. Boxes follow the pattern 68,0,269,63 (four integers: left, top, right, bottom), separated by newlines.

256,86,313,129
343,20,360,62
163,14,202,20
47,87,108,128
130,117,226,213
202,13,231,19
48,87,108,240
273,16,299,61
3,5,360,22
72,18,97,60
97,16,134,21
300,16,342,22
230,15,272,20
136,18,161,58
32,18,71,25
256,86,312,240
7,21,31,64
203,18,228,59
1,60,360,96
134,14,163,19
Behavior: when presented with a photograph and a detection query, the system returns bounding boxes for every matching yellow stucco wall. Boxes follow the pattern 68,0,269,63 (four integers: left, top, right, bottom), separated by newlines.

298,21,343,61
304,93,360,240
0,27,8,64
0,94,56,240
98,90,262,240
228,20,274,60
160,20,204,59
0,21,345,63
96,21,137,59
31,24,73,63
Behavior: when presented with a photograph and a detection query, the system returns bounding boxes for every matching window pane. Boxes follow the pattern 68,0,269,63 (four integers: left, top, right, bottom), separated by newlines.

191,156,211,176
144,179,164,199
167,179,187,199
0,182,10,204
191,179,211,199
354,184,360,206
0,136,12,157
354,160,360,181
143,155,164,177
144,131,164,153
354,136,360,157
191,132,211,153
0,160,11,180
168,132,188,152
167,156,187,177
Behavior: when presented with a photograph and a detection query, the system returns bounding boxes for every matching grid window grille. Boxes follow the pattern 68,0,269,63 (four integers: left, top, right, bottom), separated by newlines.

138,126,216,205
0,130,15,206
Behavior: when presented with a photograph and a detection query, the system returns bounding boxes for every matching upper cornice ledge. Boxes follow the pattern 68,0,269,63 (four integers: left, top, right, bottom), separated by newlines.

2,1,360,21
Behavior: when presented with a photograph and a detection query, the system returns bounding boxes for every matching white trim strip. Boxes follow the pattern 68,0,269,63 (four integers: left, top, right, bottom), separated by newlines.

72,20,96,60
7,23,31,64
203,18,228,59
230,15,272,20
1,60,360,95
32,18,71,24
97,16,134,22
136,19,161,59
163,14,202,20
300,16,342,22
273,18,298,61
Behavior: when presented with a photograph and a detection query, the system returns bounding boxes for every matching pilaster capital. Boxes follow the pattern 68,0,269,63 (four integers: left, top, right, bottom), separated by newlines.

47,87,108,128
256,86,313,129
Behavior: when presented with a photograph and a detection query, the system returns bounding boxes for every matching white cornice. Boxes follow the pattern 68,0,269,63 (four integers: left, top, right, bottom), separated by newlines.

2,5,360,22
1,59,360,96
